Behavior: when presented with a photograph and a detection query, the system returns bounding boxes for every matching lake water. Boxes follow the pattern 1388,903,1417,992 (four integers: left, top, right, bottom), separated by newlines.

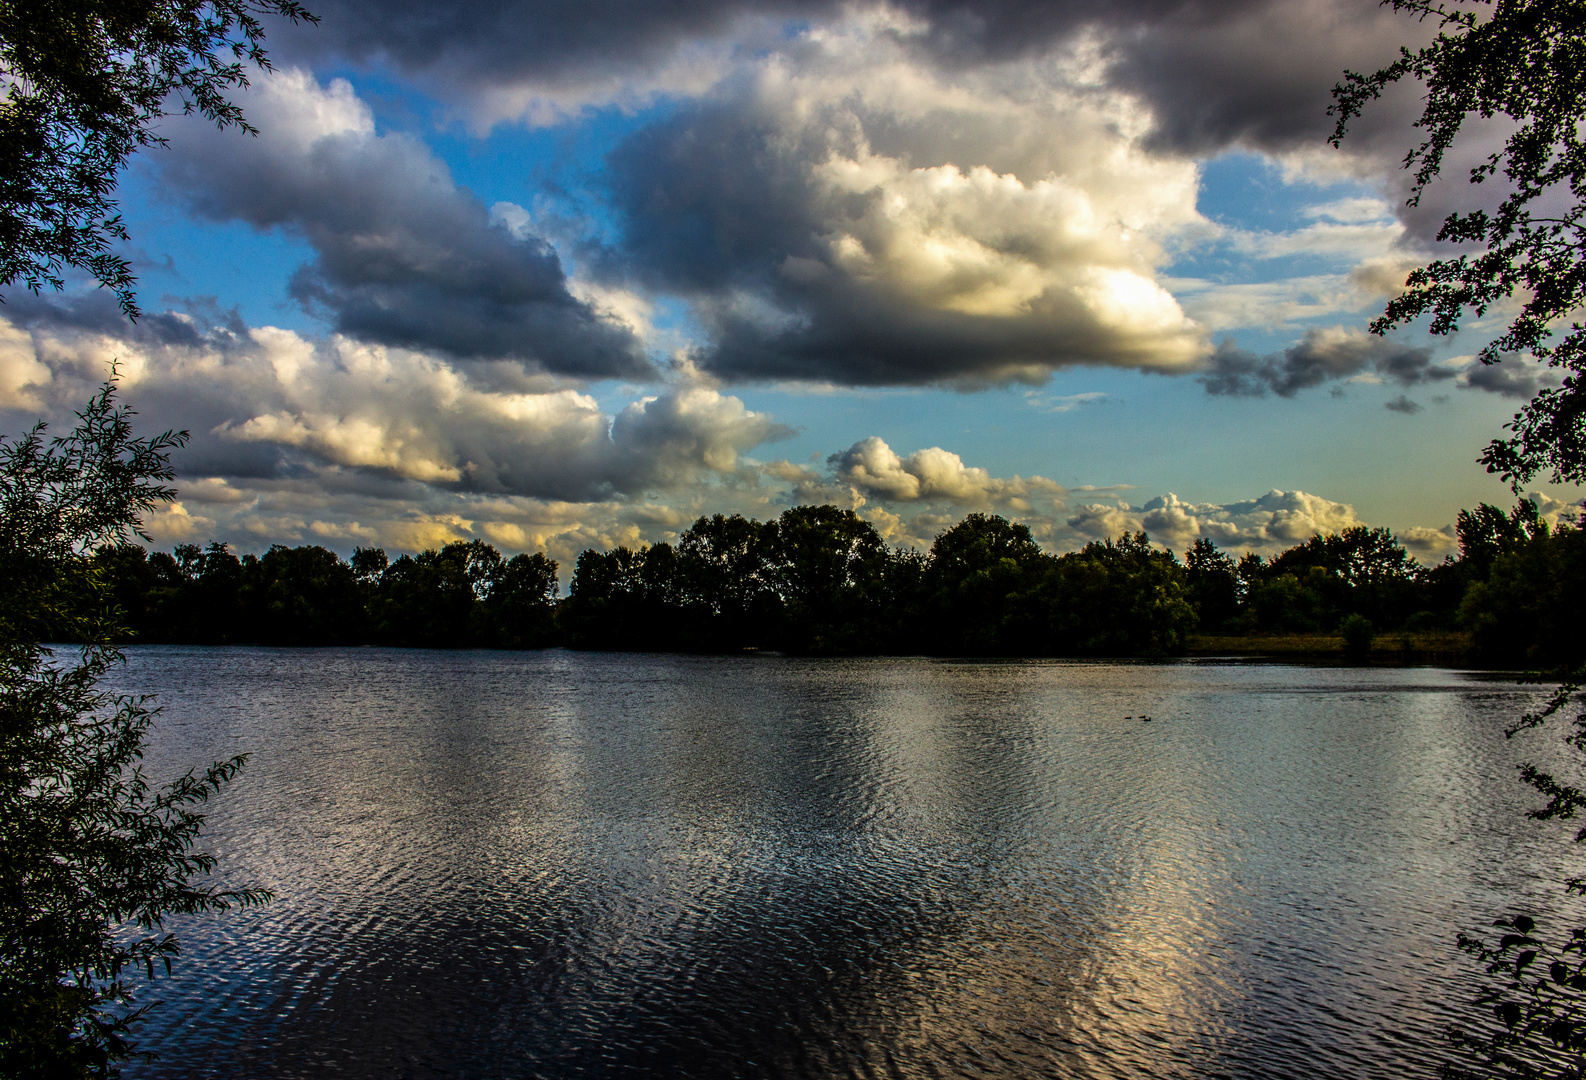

105,647,1576,1079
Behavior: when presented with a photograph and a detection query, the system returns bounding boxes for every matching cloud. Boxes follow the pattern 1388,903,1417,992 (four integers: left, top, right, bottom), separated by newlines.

0,308,62,409
0,298,784,505
140,501,215,544
1024,390,1106,413
604,14,1210,386
799,476,1453,562
1348,254,1425,301
237,0,1488,395
755,435,1072,547
269,0,805,126
1066,489,1371,554
1103,0,1428,157
1527,492,1586,530
272,0,1423,159
203,5,1473,393
1065,502,1143,543
757,440,1454,566
1459,354,1558,399
0,302,1476,571
1398,524,1457,560
827,436,1060,509
1303,197,1397,225
1170,274,1375,334
1199,326,1450,398
148,69,650,379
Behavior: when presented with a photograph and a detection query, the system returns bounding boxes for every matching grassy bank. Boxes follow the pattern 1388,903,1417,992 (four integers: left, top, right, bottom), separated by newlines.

1186,631,1474,665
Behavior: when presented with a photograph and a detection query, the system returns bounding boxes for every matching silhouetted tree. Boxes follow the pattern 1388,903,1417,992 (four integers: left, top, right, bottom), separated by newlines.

1332,0,1586,488
91,502,1586,666
770,506,891,654
1185,538,1240,633
93,543,157,639
1264,526,1418,629
0,0,317,317
677,514,779,650
0,382,266,1075
483,552,559,649
1233,571,1330,635
558,544,681,652
243,544,364,646
350,545,388,585
1032,533,1197,656
1461,514,1586,668
1457,499,1550,581
924,513,1049,654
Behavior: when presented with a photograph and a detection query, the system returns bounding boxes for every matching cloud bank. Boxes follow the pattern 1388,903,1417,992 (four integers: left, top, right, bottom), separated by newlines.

0,295,781,505
4,2,1547,566
273,0,1423,157
0,299,1481,566
174,11,1485,394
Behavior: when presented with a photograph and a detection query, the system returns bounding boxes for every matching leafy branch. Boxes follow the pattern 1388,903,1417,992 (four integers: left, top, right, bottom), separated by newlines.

0,0,318,318
1330,0,1586,487
0,379,264,1076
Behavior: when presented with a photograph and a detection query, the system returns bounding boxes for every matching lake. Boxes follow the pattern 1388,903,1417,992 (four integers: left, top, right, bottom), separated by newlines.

107,647,1573,1079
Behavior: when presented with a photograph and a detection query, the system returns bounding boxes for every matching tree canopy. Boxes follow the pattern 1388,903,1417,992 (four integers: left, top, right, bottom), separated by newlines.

1,383,267,1076
0,0,316,317
73,498,1586,667
1331,0,1586,486
1334,11,1586,1069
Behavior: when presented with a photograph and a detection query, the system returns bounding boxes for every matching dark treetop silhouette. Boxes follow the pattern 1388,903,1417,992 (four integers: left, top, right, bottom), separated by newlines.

87,500,1582,666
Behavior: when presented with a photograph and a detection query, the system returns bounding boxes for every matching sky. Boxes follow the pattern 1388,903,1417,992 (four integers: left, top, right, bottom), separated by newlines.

1,0,1581,569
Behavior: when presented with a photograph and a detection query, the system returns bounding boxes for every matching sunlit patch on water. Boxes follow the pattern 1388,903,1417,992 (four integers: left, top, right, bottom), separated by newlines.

110,649,1567,1079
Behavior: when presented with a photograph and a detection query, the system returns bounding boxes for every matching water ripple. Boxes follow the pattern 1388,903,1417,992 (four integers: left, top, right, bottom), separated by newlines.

106,650,1566,1079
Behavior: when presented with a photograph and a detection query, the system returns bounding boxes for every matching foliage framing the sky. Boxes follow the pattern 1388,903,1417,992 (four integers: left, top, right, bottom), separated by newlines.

1333,0,1586,486
0,0,316,318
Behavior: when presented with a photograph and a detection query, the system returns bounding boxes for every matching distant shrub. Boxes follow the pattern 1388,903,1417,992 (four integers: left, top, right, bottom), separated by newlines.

1340,614,1375,660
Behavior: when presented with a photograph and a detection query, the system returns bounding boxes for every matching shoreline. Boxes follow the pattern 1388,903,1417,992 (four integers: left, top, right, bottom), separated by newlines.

1186,631,1474,666
94,636,1486,668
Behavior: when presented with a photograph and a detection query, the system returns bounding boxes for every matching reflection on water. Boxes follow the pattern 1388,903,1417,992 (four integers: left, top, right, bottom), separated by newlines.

109,648,1566,1079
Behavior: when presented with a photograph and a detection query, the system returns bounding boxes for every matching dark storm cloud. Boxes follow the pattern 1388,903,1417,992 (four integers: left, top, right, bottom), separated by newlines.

1102,1,1427,155
1199,328,1450,398
151,72,651,380
606,103,811,295
278,0,1252,80
694,287,1162,386
269,0,823,90
272,0,1419,154
200,3,1469,392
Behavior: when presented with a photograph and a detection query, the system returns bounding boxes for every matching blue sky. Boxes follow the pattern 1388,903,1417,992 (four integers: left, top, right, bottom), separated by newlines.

0,0,1575,565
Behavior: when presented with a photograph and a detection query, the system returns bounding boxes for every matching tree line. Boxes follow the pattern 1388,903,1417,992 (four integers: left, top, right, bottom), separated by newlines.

88,500,1583,664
